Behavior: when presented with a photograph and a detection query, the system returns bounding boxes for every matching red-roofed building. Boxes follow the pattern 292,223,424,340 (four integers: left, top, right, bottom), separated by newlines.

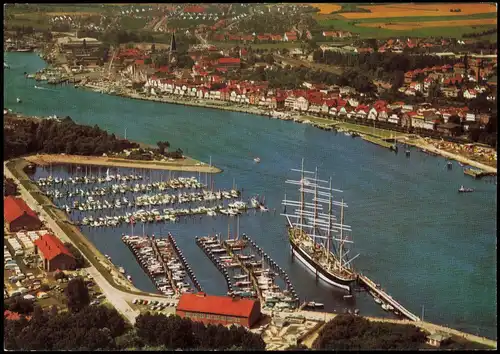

4,310,31,321
218,57,241,68
34,234,76,272
4,196,42,232
176,292,261,328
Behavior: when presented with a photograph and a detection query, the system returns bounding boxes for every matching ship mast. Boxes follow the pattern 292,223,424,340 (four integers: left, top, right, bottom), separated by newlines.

312,167,318,245
327,177,332,265
339,198,344,271
300,158,305,236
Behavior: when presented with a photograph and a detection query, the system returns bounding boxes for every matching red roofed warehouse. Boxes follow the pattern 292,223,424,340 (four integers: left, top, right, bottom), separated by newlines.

34,233,76,272
4,196,42,232
176,293,261,328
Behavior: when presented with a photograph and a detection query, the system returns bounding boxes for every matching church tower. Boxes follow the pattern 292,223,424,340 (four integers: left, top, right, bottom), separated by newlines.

169,31,177,65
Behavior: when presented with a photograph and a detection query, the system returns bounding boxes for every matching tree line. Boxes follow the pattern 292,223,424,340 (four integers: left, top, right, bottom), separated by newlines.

3,115,139,161
3,177,19,197
312,50,461,86
462,28,497,39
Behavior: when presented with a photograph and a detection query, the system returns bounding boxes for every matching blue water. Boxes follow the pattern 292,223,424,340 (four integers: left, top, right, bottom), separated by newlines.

4,52,497,339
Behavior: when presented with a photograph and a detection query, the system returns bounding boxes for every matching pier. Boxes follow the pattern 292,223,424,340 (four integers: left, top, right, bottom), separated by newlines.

195,235,234,294
358,274,420,322
240,234,299,308
166,233,203,292
463,168,496,179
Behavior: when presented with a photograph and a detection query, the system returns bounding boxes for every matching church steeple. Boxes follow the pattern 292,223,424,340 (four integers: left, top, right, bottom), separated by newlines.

170,31,177,53
169,31,177,64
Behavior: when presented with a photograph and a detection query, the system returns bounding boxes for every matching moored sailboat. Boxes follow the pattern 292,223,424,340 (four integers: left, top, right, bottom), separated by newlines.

281,159,359,293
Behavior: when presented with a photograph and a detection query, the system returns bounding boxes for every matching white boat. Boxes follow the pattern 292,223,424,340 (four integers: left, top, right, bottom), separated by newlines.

373,297,382,304
16,97,21,103
254,157,261,163
118,267,125,274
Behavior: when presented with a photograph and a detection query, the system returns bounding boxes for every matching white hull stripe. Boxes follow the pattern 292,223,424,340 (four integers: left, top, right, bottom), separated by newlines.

291,245,351,292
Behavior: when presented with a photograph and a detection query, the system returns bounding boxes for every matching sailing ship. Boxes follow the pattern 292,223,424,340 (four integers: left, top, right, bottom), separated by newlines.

281,159,359,293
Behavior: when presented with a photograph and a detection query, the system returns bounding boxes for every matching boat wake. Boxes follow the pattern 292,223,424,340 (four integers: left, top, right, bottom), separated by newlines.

34,85,57,92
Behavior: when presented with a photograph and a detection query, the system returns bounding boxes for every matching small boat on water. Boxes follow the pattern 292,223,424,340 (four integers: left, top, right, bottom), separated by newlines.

16,97,21,103
4,62,9,69
373,297,382,304
254,157,260,163
343,294,354,299
458,185,474,193
306,301,324,309
447,161,453,170
127,275,133,283
118,267,125,274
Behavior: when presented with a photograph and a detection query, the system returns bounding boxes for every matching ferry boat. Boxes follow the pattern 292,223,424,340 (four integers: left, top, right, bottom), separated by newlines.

281,159,358,293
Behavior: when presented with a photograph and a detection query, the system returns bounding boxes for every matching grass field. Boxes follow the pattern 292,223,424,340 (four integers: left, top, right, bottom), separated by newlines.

340,3,497,19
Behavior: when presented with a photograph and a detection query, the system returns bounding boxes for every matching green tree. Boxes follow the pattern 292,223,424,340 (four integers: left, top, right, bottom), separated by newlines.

65,276,90,312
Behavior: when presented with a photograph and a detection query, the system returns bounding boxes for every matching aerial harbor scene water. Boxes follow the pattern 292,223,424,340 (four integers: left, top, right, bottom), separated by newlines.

3,3,497,351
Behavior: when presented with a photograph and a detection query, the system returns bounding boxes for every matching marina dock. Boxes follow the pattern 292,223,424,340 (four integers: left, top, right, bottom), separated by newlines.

240,234,299,309
195,235,235,294
358,274,420,322
166,233,203,292
122,234,198,296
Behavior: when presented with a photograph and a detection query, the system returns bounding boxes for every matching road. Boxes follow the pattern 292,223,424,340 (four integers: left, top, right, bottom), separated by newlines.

4,160,179,325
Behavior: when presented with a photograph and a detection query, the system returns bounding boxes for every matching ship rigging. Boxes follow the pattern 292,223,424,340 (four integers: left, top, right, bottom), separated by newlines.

281,159,359,293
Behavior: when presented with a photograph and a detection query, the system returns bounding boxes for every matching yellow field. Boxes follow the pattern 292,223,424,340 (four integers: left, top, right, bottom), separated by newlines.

358,18,497,30
310,3,342,14
340,3,497,19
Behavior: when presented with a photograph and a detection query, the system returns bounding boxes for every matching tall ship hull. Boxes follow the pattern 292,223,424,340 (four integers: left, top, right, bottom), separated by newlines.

289,231,355,292
282,159,359,294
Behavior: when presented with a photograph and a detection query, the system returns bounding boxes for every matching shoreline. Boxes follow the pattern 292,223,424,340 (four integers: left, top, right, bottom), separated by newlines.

24,154,222,173
80,84,497,174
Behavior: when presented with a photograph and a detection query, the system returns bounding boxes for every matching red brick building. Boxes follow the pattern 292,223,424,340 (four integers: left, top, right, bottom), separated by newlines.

176,293,261,328
34,234,76,272
217,57,241,69
4,196,42,232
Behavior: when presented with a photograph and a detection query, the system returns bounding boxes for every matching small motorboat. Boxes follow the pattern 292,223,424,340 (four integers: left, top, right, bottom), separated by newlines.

118,267,125,274
254,157,260,163
127,275,133,282
458,185,474,193
306,301,324,309
16,97,21,103
373,297,383,305
447,161,453,170
343,294,354,300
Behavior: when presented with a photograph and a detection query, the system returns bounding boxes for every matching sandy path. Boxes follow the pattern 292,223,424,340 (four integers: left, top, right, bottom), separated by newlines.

24,154,221,173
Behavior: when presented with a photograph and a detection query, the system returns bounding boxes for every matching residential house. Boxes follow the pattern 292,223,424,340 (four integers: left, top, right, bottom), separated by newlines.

367,107,378,121
377,109,389,122
294,96,309,111
387,112,400,125
463,89,477,100
284,31,298,42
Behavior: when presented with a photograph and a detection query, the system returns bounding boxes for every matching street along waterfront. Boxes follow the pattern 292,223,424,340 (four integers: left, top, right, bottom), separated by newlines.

5,52,497,339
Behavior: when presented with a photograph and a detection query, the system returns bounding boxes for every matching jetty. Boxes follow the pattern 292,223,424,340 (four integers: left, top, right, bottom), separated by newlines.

195,235,235,294
167,233,203,292
463,167,496,179
122,234,198,296
357,274,420,322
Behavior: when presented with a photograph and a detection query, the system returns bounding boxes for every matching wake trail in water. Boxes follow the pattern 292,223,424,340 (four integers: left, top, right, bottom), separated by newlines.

34,85,58,92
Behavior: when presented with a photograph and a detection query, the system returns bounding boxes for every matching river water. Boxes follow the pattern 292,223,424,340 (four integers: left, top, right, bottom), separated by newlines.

4,52,497,339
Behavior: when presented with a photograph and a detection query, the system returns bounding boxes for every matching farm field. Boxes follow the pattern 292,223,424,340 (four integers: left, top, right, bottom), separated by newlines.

315,12,498,39
340,3,497,19
310,3,342,14
359,18,497,31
